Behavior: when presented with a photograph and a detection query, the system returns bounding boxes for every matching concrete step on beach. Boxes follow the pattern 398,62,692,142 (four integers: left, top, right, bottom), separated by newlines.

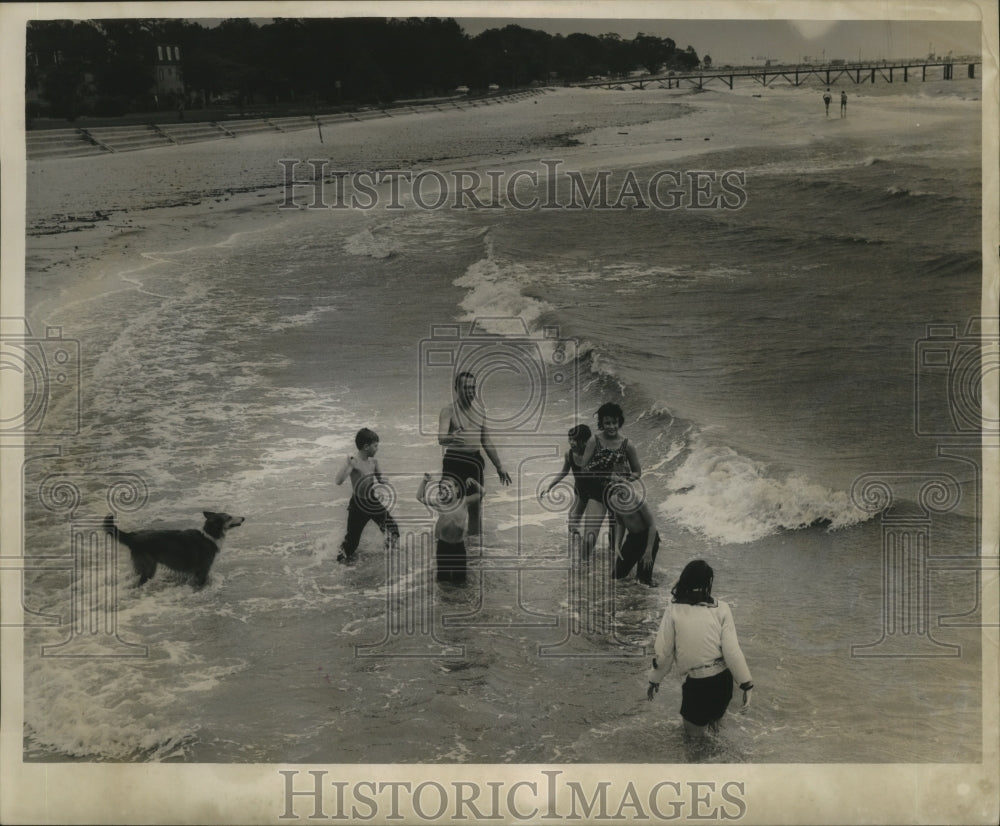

86,124,172,152
316,112,362,125
26,128,108,159
316,110,390,126
26,90,550,159
222,119,282,136
157,122,232,143
268,115,318,132
353,108,392,119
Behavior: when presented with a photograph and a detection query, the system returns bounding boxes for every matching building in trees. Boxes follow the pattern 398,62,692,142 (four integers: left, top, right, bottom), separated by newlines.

154,44,184,99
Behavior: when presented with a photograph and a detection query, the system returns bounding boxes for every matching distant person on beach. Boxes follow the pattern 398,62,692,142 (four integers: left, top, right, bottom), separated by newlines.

823,88,832,116
578,402,642,560
539,424,592,536
438,371,512,536
417,472,483,584
605,475,660,586
646,560,753,737
840,90,847,118
335,427,399,563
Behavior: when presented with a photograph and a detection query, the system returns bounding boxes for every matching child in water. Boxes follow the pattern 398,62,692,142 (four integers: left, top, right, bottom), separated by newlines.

605,475,659,586
417,472,483,584
578,402,641,559
646,559,753,736
539,424,592,536
335,427,399,563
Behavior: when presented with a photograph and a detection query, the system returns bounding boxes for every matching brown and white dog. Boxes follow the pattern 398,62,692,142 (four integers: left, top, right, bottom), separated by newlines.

104,511,245,587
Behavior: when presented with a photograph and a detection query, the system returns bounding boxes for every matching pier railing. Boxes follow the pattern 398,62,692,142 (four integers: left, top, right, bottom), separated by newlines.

574,59,982,91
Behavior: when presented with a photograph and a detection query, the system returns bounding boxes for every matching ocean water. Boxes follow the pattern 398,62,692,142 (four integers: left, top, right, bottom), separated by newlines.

19,85,984,764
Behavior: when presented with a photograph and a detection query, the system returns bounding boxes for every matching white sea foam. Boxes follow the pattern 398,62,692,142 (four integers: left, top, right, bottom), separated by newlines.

581,344,629,397
659,435,872,544
271,305,340,330
454,249,552,332
344,226,399,259
24,566,248,760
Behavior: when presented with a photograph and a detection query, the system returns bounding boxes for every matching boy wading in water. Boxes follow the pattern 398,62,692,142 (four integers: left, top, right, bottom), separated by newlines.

335,428,399,563
417,472,483,584
606,476,660,586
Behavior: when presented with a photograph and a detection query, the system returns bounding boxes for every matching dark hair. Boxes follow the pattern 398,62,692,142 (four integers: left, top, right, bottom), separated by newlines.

568,424,592,443
454,371,476,390
595,402,625,428
671,559,715,605
355,427,379,449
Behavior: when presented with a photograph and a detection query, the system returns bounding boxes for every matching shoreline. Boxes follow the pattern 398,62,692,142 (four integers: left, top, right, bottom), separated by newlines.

24,81,980,331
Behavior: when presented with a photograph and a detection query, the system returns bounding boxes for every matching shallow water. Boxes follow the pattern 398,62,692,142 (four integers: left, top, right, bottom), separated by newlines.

20,83,985,763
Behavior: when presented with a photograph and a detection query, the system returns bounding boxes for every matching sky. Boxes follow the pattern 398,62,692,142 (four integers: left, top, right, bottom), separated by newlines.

454,18,982,66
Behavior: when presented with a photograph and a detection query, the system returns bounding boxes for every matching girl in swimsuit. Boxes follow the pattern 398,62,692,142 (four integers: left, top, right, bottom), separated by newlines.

578,402,641,560
539,424,592,536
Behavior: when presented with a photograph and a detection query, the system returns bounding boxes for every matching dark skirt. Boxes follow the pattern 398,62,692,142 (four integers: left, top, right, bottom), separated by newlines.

680,668,734,726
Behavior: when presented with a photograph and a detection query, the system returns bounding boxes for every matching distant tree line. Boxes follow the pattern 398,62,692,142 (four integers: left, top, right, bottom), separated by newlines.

27,17,703,119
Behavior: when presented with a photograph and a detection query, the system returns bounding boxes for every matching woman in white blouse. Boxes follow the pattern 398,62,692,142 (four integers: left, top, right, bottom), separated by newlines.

646,559,754,736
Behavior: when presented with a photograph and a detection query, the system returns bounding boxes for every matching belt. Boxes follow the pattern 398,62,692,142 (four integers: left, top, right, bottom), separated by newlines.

686,660,726,679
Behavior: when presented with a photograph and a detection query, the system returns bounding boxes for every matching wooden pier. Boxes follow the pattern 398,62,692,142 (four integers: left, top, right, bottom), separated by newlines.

575,60,981,91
